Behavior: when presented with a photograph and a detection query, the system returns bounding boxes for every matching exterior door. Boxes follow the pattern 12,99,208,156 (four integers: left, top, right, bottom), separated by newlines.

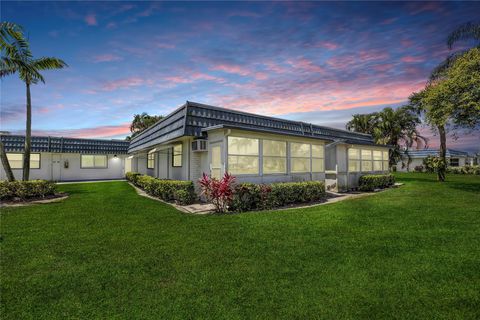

210,144,222,179
52,154,61,181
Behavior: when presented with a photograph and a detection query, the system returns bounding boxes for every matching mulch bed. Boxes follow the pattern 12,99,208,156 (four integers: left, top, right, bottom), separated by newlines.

1,193,69,208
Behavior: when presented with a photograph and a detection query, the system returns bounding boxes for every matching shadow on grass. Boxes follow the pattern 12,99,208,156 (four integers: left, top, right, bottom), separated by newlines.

447,181,480,193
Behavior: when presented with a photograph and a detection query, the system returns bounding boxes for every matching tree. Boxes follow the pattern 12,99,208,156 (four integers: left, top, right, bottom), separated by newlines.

127,113,163,140
346,106,427,168
410,48,480,181
430,21,480,80
0,22,67,181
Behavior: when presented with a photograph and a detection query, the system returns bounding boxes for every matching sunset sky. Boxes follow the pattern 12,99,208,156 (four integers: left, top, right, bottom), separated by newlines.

1,1,479,152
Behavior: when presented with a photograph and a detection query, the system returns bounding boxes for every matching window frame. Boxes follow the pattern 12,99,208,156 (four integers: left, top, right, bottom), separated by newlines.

227,136,259,175
290,142,311,173
348,148,361,173
172,144,183,167
311,144,325,173
6,152,41,169
449,158,460,167
147,153,155,169
80,154,108,169
262,139,287,175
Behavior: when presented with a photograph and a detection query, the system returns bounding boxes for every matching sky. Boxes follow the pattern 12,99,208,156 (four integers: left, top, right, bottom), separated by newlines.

1,1,479,153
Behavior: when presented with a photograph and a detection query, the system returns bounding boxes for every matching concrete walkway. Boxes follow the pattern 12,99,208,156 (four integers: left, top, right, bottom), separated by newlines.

56,179,126,185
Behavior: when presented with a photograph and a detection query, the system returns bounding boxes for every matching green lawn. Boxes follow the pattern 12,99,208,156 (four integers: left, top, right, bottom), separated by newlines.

1,173,479,319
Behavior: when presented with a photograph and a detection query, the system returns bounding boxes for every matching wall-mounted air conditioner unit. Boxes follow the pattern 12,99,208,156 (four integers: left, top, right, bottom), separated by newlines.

192,140,208,152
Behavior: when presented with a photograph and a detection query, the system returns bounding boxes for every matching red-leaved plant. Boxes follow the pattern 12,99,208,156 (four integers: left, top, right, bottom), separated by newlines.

198,172,236,213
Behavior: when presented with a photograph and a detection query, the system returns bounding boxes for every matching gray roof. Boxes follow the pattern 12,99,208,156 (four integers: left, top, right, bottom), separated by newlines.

404,149,469,158
1,135,129,154
128,101,377,153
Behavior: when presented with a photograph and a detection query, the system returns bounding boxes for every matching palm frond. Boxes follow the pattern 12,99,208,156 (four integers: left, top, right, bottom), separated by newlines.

447,21,480,49
0,22,32,59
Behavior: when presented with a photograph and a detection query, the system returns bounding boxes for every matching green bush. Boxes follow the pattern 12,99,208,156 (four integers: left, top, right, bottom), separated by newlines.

358,174,395,192
230,181,326,212
446,165,480,175
125,172,142,184
127,173,196,205
0,180,57,201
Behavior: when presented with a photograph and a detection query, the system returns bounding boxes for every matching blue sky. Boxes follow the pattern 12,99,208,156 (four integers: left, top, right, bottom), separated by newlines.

1,1,479,152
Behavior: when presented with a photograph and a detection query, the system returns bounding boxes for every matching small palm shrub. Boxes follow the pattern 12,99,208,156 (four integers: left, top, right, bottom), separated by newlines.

423,155,446,173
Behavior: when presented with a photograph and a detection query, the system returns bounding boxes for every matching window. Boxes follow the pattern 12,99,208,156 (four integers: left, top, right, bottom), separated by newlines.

263,140,286,174
172,144,182,167
450,158,459,167
6,153,41,169
81,155,107,168
373,150,383,171
348,148,360,172
147,153,155,169
383,150,389,171
311,144,325,172
291,143,310,173
227,136,259,175
361,149,373,172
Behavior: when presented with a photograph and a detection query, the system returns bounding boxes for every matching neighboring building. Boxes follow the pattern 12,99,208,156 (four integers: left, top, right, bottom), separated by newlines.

396,149,470,172
1,101,391,190
127,101,390,191
0,135,129,181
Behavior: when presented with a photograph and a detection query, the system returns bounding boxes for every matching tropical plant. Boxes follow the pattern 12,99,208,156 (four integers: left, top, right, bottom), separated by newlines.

346,106,427,168
0,22,67,181
410,48,480,181
431,21,480,80
198,172,236,213
127,112,163,140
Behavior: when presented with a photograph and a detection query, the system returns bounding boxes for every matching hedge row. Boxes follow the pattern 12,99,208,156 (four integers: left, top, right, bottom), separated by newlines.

0,180,57,201
126,172,196,205
446,165,480,175
358,174,395,192
230,181,326,212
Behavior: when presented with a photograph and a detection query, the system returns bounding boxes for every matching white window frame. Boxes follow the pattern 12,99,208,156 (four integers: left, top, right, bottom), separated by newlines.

262,139,287,175
6,152,41,169
227,136,259,175
147,153,155,169
172,144,182,167
290,142,311,173
80,154,108,169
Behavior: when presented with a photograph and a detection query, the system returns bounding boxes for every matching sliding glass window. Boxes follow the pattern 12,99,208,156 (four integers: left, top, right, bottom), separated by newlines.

262,140,286,174
291,143,311,173
227,136,259,175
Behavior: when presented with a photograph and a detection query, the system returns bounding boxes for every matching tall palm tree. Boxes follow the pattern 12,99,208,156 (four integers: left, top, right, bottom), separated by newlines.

1,22,67,180
346,113,378,135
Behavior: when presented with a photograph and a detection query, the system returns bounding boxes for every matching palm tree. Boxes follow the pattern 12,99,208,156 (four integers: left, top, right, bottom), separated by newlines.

346,106,427,168
1,22,67,180
127,113,163,140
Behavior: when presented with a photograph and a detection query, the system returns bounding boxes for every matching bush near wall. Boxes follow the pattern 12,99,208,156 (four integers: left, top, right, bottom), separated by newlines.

446,165,480,175
230,181,326,212
0,180,57,201
126,172,196,205
358,174,395,192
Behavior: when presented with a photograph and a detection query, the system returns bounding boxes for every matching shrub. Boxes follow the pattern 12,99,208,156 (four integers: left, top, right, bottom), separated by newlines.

198,172,236,213
230,181,326,212
269,181,326,207
446,165,480,175
125,172,141,185
414,165,424,172
127,173,195,205
423,155,446,173
358,174,395,192
0,180,57,201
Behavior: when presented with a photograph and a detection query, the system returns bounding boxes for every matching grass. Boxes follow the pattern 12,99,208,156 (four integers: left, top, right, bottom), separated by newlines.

1,173,479,319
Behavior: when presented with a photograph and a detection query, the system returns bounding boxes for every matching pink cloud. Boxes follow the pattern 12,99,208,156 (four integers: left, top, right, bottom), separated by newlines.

93,54,123,63
401,56,425,63
85,14,97,26
317,41,339,50
165,72,226,85
29,123,131,139
212,63,267,80
287,58,324,73
99,77,153,92
372,63,395,72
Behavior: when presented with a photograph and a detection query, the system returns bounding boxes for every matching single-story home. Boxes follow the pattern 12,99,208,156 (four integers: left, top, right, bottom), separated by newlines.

0,135,129,181
1,101,391,191
396,148,472,171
